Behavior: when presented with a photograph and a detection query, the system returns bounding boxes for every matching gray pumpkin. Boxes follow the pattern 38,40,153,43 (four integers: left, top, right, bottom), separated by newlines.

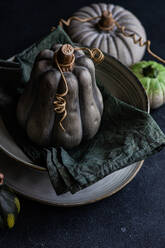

67,3,147,66
17,44,103,149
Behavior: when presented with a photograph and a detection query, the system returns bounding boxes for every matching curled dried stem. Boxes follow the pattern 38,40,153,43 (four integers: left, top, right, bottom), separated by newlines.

59,11,165,64
53,45,104,131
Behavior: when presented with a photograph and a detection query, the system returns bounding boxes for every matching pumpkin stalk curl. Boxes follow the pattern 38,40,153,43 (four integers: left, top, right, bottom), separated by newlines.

53,44,104,131
58,11,165,64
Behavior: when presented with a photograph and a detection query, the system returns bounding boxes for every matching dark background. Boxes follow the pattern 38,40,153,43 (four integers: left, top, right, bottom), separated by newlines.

0,0,165,247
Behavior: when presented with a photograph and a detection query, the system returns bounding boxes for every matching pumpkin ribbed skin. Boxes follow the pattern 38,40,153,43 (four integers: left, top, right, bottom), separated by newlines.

67,3,146,66
17,44,103,149
131,61,165,109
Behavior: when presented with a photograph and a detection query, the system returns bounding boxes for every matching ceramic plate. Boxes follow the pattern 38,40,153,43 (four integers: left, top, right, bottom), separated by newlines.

0,54,149,206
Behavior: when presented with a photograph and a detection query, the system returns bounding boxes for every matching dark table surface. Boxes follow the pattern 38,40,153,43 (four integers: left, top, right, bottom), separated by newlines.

0,0,165,247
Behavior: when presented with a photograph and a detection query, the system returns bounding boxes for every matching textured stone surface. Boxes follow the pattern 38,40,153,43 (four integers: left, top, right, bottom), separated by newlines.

0,0,165,247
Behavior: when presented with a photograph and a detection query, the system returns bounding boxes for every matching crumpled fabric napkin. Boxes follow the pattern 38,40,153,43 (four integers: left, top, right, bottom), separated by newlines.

0,26,165,195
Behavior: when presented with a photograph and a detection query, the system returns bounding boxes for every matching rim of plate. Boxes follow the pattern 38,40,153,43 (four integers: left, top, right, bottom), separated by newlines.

5,160,143,207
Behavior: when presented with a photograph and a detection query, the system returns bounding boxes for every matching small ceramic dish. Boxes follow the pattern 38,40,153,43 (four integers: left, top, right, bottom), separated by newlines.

0,54,149,206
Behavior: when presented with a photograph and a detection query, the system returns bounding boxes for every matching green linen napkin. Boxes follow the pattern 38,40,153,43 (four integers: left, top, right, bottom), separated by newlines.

0,26,165,194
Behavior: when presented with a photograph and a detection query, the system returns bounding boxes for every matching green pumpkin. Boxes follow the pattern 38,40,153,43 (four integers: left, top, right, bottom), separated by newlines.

0,185,20,229
131,61,165,109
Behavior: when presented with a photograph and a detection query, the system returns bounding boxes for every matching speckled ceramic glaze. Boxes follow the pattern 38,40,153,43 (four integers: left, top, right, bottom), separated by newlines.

0,53,149,206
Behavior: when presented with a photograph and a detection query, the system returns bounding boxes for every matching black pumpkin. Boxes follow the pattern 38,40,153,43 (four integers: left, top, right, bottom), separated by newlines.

17,44,103,149
0,184,20,229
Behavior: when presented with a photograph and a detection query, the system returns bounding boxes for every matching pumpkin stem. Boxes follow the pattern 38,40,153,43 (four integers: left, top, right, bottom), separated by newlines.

54,45,104,132
56,44,75,72
53,44,75,131
143,65,159,78
98,11,115,31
